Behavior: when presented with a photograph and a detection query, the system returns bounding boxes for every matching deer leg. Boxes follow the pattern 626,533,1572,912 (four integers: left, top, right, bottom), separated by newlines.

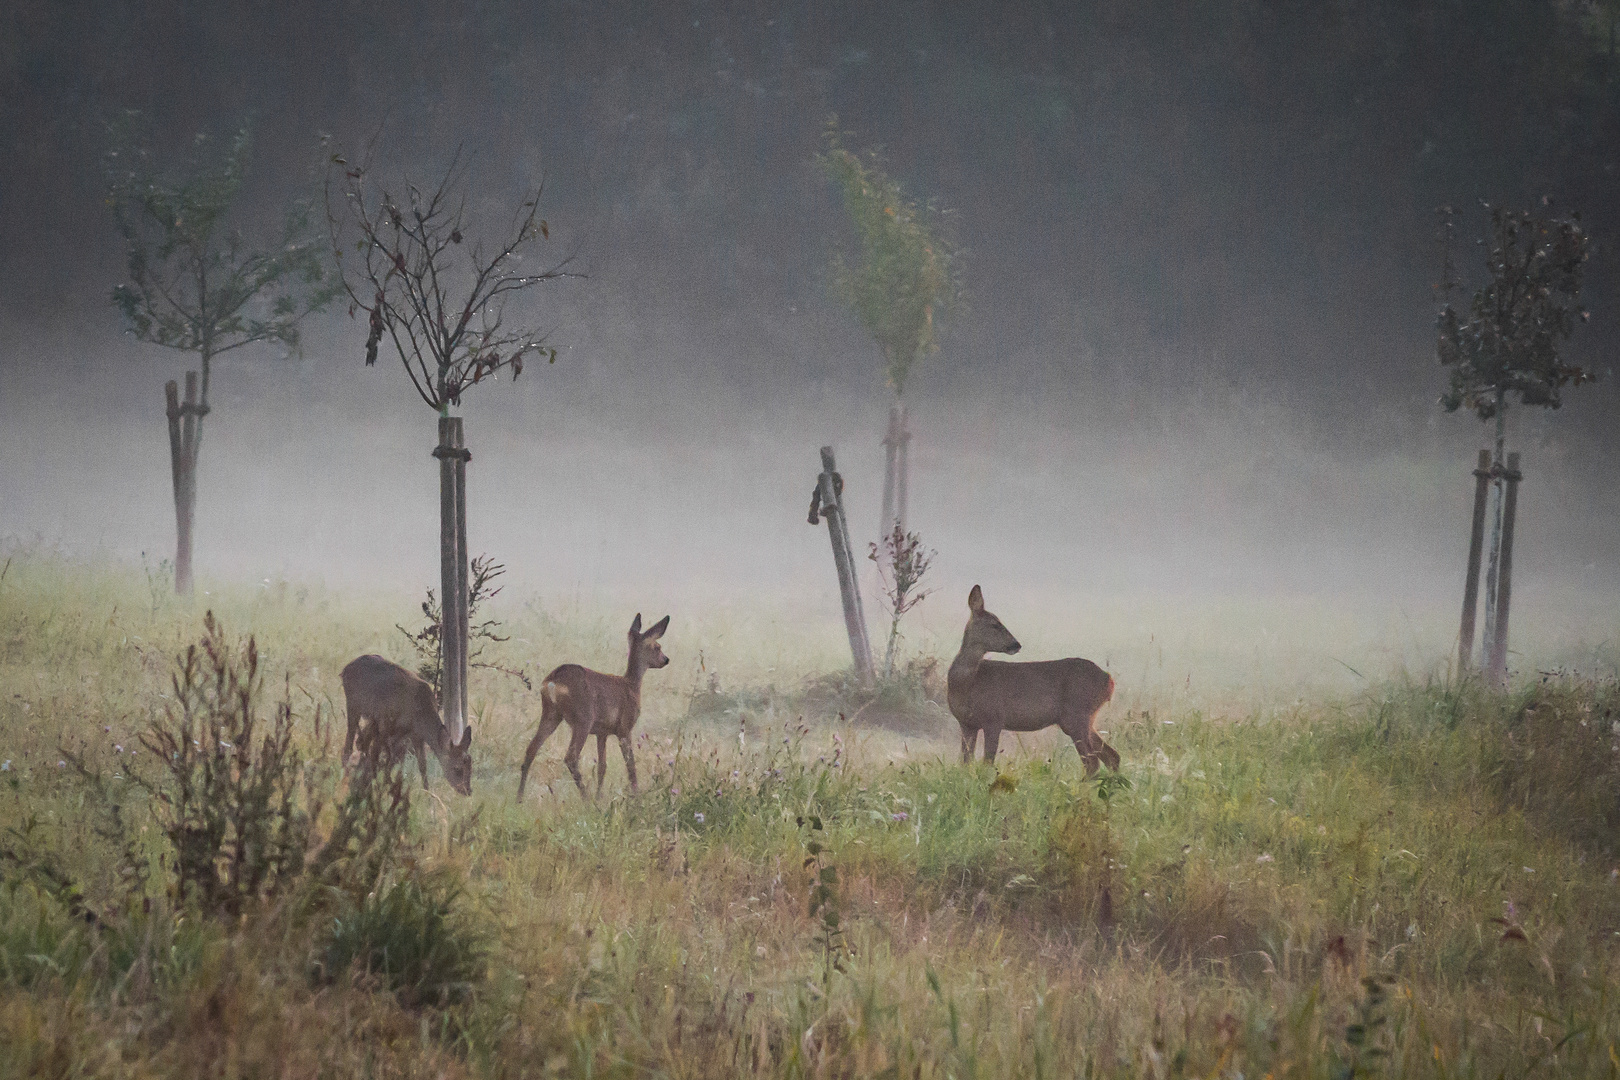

562,723,592,797
595,732,609,797
415,738,431,789
1095,736,1121,772
1072,734,1101,777
618,734,638,793
342,702,360,771
981,726,1003,763
959,723,979,764
518,709,565,799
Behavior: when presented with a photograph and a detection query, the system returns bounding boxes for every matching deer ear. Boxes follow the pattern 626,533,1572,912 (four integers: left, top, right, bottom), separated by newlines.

968,585,984,612
645,615,670,639
629,613,643,637
458,726,472,750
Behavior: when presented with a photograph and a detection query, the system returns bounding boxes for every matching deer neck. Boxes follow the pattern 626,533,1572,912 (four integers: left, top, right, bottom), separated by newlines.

624,653,648,693
948,639,991,689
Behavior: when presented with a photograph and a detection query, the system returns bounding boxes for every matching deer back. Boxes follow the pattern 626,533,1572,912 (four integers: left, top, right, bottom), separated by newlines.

964,657,1114,732
541,663,643,737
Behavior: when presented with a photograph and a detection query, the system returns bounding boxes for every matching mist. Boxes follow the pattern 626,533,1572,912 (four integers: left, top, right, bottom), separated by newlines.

4,0,1619,694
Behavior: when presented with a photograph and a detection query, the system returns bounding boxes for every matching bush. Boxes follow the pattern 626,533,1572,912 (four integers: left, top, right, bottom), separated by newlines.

124,612,331,917
318,872,487,1009
1486,674,1620,858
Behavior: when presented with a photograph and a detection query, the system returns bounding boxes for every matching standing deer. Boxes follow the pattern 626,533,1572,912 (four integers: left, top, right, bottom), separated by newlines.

946,585,1120,774
517,613,670,799
340,654,474,795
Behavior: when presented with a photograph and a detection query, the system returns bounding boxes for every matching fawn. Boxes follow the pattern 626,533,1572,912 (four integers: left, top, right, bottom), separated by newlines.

341,654,473,795
517,613,670,799
946,585,1119,774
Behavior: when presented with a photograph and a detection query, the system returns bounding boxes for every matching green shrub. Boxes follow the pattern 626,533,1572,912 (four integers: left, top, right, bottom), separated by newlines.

318,872,487,1009
1485,674,1620,858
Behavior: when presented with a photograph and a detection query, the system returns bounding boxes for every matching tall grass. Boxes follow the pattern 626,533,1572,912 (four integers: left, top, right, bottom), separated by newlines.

1,549,1619,1077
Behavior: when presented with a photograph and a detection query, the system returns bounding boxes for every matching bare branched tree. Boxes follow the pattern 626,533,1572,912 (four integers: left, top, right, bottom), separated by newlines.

325,143,571,412
326,138,572,742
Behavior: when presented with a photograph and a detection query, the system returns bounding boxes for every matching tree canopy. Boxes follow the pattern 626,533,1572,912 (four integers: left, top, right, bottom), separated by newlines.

107,115,338,392
1436,204,1593,420
818,124,958,398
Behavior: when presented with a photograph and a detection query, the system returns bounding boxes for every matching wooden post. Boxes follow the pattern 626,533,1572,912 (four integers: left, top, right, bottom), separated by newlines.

1457,449,1491,675
163,380,185,593
816,446,874,684
880,406,900,540
1487,452,1522,689
452,417,470,735
435,417,468,742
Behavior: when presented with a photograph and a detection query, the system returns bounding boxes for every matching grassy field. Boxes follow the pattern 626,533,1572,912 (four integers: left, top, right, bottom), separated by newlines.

1,549,1619,1078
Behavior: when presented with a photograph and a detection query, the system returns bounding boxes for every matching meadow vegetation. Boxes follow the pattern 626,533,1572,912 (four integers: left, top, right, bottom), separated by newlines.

1,548,1618,1077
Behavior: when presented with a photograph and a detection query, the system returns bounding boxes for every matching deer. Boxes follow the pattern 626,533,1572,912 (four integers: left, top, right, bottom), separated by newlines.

946,585,1120,775
517,613,670,800
340,654,474,795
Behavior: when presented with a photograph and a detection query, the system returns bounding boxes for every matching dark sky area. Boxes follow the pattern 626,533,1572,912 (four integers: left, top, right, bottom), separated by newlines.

2,0,1616,678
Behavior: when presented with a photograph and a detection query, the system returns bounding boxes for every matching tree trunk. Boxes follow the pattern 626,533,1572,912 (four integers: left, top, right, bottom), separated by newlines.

1480,393,1507,669
896,403,910,536
1457,449,1492,676
880,405,900,540
167,372,202,596
1486,452,1522,689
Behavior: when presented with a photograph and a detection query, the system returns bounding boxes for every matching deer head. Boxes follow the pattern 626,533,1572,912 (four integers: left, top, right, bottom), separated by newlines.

964,585,1021,656
440,725,474,796
628,613,672,677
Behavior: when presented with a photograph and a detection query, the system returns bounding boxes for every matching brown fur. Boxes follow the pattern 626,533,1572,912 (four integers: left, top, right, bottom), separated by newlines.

517,613,670,799
945,585,1119,774
340,654,473,795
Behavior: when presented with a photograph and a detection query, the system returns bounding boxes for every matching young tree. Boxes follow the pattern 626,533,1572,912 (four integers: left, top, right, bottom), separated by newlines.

867,525,936,679
1437,202,1592,682
327,143,569,744
817,121,960,538
107,115,339,595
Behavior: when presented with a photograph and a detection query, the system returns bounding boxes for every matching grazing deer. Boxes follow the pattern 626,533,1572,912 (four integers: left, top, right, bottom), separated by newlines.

946,585,1119,774
517,613,670,799
340,654,474,795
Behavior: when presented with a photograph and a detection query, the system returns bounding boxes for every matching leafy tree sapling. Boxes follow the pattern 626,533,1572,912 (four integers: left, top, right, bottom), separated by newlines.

1436,203,1592,681
106,114,339,595
818,120,960,536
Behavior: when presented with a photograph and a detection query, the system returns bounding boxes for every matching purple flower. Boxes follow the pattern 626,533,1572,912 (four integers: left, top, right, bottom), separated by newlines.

694,812,705,824
891,812,909,822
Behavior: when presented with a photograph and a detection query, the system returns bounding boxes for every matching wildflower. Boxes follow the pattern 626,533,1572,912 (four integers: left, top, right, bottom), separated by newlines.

114,745,123,754
670,787,680,797
694,812,705,824
891,812,909,822
0,760,9,771
1256,853,1274,864
57,760,65,769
